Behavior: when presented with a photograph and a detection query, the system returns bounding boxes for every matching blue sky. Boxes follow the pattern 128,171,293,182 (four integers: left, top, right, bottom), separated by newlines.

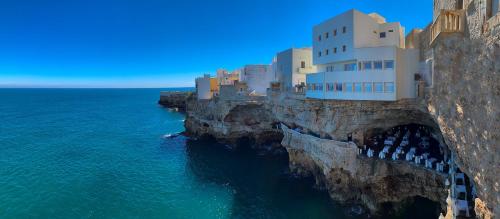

0,0,432,88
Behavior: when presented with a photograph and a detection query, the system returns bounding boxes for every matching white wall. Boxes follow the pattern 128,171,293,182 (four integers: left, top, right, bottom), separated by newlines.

313,10,355,65
241,64,274,95
396,48,419,99
276,48,315,91
195,75,212,100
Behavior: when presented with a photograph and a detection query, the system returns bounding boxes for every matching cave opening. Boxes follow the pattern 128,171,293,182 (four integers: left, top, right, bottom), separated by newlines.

358,123,478,218
361,123,450,169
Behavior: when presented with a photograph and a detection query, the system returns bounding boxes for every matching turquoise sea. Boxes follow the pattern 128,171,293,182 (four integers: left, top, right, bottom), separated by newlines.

0,89,439,219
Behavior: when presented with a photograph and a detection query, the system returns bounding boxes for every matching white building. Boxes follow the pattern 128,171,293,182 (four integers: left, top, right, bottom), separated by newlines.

239,64,275,95
306,9,419,101
195,74,219,100
275,48,316,91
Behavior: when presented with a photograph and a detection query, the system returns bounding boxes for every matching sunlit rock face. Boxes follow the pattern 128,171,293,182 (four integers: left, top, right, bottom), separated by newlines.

423,1,500,217
267,93,444,143
428,27,500,219
184,95,282,147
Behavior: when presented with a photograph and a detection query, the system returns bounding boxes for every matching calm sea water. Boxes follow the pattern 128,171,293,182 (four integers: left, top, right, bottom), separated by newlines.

0,89,439,219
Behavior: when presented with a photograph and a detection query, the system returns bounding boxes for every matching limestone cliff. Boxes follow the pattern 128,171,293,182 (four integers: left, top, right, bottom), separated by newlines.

158,91,190,111
184,94,283,147
422,1,500,217
281,125,448,215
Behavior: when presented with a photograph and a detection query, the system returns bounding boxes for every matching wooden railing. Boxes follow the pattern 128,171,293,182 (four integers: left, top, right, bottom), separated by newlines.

430,9,465,45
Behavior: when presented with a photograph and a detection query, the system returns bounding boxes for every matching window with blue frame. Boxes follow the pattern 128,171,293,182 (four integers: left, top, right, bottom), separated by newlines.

364,82,373,92
363,61,372,70
344,63,357,71
374,61,383,70
344,83,353,92
384,60,394,69
354,83,362,92
374,82,383,92
335,83,343,92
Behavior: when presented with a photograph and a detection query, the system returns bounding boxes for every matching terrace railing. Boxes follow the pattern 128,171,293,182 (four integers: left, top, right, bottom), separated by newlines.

430,9,465,45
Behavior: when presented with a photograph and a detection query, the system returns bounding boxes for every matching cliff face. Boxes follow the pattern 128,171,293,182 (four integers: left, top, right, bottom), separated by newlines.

422,2,500,217
184,95,282,147
428,32,500,219
267,93,443,143
158,91,190,111
281,125,448,214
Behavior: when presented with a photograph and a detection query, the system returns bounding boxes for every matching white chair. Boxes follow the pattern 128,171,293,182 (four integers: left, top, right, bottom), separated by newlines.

379,151,386,159
391,152,399,160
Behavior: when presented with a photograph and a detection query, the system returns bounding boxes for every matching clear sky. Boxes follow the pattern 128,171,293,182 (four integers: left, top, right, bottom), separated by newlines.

0,0,433,88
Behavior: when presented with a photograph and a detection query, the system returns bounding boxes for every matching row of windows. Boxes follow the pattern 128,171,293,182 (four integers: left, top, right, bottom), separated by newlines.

359,60,394,70
318,26,347,41
318,45,347,57
325,60,395,72
307,82,395,93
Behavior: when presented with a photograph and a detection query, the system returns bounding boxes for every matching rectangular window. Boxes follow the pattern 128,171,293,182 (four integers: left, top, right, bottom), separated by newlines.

374,61,383,70
363,61,372,70
388,29,394,32
342,26,346,33
334,47,337,53
301,61,306,68
333,29,337,36
342,45,346,52
354,83,362,92
384,82,394,93
364,83,373,92
379,32,386,38
384,60,394,69
325,32,329,38
374,82,384,93
327,83,334,92
318,51,322,57
317,84,323,91
318,35,322,41
344,63,356,71
335,83,343,92
344,83,353,92
327,66,334,72
325,49,329,55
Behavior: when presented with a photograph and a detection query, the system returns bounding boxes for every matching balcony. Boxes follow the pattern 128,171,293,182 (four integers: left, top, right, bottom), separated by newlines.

430,9,465,46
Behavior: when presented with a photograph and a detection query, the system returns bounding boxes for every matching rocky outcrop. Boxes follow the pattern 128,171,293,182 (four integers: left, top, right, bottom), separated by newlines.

184,94,283,148
158,91,190,111
281,125,448,215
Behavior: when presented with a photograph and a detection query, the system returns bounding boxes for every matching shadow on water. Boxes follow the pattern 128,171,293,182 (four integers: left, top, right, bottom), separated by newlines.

184,137,360,219
179,136,441,219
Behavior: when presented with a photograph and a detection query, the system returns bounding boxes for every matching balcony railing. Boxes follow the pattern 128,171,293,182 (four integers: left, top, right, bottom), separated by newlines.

430,9,465,45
